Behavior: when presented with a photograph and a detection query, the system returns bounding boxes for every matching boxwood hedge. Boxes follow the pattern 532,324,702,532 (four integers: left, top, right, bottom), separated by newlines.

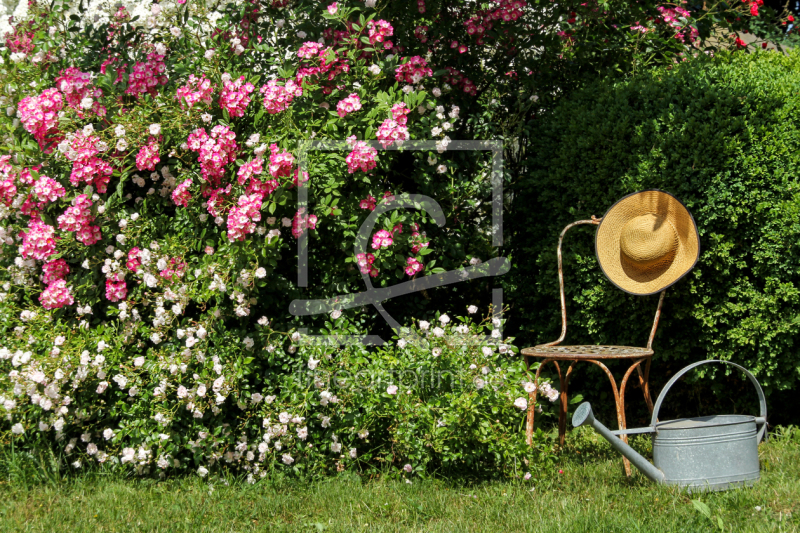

509,50,800,421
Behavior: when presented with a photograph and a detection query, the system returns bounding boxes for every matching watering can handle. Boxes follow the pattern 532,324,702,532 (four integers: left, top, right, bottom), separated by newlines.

650,360,768,444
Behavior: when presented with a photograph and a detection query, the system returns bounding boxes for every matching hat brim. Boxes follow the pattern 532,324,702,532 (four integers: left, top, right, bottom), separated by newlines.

596,190,700,296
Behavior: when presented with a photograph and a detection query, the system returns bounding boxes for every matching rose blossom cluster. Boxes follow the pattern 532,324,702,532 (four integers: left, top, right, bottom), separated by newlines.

126,247,142,272
219,74,255,117
442,67,478,96
291,208,318,238
39,279,74,309
359,190,395,211
747,0,764,17
336,93,362,118
236,158,262,184
32,176,66,205
297,41,324,59
159,257,187,281
54,67,106,118
105,272,127,302
376,103,411,148
171,178,193,207
125,52,168,98
187,125,238,187
345,135,378,173
60,127,114,193
410,228,430,254
539,382,560,402
19,218,58,260
295,41,350,89
359,195,377,211
176,75,214,109
100,246,129,302
239,158,279,196
464,0,527,45
17,88,64,150
656,6,699,43
42,258,69,284
0,156,16,206
57,194,101,245
227,193,264,241
450,39,470,54
135,136,161,171
206,184,233,218
371,229,394,249
404,257,424,276
268,144,294,178
356,252,378,277
394,56,433,85
413,25,429,43
260,80,303,114
367,19,394,48
4,22,36,55
22,174,66,218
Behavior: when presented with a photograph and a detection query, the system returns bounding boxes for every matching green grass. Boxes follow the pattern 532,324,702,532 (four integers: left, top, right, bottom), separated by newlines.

0,427,798,532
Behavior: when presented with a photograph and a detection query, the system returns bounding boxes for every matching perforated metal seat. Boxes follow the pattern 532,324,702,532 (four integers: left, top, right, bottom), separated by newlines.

522,345,653,359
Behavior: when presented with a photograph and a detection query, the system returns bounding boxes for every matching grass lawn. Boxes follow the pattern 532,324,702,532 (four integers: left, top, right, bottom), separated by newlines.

0,426,797,532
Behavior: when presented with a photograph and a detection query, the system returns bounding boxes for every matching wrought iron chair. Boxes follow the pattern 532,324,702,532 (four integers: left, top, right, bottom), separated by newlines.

522,216,664,476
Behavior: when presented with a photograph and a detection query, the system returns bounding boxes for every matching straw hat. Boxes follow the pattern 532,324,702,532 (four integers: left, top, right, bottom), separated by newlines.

596,190,700,295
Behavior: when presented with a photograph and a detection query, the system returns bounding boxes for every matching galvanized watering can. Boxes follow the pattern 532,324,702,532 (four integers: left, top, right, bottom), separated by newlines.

572,360,767,492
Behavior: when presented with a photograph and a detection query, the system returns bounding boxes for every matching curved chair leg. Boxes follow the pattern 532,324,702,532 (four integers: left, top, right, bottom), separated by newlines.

557,361,577,447
525,358,550,446
526,359,576,446
585,359,632,477
620,358,648,433
638,358,655,415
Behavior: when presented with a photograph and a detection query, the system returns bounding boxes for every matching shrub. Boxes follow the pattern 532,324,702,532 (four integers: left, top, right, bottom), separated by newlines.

0,0,562,478
0,307,559,478
510,51,800,405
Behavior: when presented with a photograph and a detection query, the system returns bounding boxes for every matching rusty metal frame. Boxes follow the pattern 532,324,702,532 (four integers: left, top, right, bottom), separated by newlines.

523,218,665,476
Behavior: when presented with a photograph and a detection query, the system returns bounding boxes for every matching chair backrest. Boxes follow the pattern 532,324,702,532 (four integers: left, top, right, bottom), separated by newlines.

544,217,665,349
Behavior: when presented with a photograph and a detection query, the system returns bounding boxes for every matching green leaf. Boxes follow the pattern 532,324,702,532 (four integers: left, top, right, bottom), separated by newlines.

691,500,712,519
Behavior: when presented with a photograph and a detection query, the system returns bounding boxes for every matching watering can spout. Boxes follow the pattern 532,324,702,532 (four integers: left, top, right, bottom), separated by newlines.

572,402,666,484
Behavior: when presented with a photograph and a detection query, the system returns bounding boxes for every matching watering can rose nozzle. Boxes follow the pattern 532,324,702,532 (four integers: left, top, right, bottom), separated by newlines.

572,402,595,428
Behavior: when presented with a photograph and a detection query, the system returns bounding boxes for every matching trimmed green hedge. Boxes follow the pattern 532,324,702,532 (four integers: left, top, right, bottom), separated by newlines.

510,51,800,408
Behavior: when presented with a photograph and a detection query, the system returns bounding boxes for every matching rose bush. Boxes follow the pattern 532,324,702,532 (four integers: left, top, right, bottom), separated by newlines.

1,303,563,478
0,0,569,478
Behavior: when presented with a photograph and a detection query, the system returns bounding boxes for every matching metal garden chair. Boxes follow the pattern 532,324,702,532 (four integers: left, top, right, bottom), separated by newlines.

521,217,664,476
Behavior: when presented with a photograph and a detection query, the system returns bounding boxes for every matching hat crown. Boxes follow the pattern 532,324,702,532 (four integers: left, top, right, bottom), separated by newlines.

619,213,678,266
